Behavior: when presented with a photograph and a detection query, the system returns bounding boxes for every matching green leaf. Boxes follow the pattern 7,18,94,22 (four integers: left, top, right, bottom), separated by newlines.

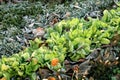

54,24,63,33
69,18,79,27
68,41,74,52
84,30,92,38
12,61,19,67
111,77,117,80
18,70,23,76
73,37,84,46
45,52,57,61
98,32,110,39
30,73,37,80
115,1,120,7
102,10,112,22
25,64,32,75
3,72,10,80
90,24,97,34
0,72,3,77
52,63,62,71
58,54,65,62
1,64,10,71
101,38,110,44
21,52,30,61
34,38,42,44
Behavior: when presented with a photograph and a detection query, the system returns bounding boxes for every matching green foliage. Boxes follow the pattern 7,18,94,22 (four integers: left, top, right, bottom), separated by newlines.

0,2,43,28
113,68,120,74
0,0,116,56
0,6,120,79
45,7,120,60
0,0,114,29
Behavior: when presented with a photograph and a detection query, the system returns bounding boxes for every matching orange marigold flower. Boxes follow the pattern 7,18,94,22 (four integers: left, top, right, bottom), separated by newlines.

0,77,7,80
51,58,59,66
48,76,56,80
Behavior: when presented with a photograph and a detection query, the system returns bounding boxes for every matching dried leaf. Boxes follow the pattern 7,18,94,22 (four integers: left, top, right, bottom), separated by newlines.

63,12,71,18
79,60,91,76
0,0,2,2
50,18,58,26
32,27,45,37
111,34,120,46
73,2,81,9
38,68,53,79
73,65,79,73
86,48,100,60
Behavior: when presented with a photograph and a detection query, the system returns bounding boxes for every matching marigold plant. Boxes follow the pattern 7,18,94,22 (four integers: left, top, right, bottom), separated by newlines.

48,76,56,80
51,58,59,66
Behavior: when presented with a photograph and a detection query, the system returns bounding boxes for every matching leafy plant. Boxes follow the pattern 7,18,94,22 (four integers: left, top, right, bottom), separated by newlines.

0,1,43,28
0,0,116,57
0,5,120,80
45,8,120,61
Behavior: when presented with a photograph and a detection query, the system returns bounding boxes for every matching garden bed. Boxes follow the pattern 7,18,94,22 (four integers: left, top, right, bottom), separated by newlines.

0,0,117,56
0,0,120,80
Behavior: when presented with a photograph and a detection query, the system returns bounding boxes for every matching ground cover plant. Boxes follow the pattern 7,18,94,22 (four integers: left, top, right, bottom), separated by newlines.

0,0,117,56
0,4,120,80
